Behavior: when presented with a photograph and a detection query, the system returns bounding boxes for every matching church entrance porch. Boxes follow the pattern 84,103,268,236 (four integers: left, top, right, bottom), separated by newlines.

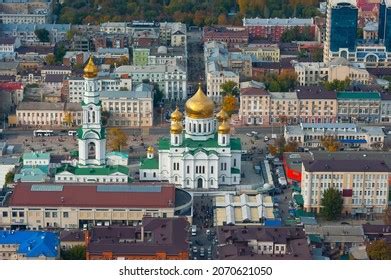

197,178,203,189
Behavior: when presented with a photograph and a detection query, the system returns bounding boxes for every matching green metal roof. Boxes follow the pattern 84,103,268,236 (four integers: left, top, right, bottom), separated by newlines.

308,234,322,244
157,135,242,151
293,194,304,206
107,151,128,159
337,91,381,100
23,152,50,161
140,157,159,169
231,167,240,174
56,164,129,176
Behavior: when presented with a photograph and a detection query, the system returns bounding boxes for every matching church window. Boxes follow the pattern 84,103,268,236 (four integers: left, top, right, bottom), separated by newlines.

193,123,196,132
222,136,226,144
196,166,198,173
187,166,190,174
187,179,189,185
143,172,146,178
234,176,236,182
153,172,156,178
175,176,178,182
211,166,214,174
204,123,207,132
208,122,211,132
198,123,201,133
88,142,96,159
234,159,237,167
222,176,225,182
175,136,178,144
202,166,205,173
211,180,213,186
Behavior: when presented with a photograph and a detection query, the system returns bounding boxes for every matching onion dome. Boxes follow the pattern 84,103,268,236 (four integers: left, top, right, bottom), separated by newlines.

170,106,183,122
83,56,98,79
170,121,183,134
185,83,214,119
147,146,155,153
218,120,230,134
216,108,229,122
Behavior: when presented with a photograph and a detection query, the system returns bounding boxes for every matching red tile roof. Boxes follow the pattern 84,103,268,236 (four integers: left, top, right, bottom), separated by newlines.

240,87,269,96
9,183,176,209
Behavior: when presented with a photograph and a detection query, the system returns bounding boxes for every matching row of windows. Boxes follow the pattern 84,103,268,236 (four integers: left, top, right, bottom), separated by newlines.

57,176,127,183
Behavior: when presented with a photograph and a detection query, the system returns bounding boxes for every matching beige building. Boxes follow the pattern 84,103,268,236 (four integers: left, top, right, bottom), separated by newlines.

269,92,299,124
16,102,82,127
239,85,270,126
100,83,153,127
0,183,192,230
301,159,390,214
242,44,280,62
206,71,239,101
214,193,274,226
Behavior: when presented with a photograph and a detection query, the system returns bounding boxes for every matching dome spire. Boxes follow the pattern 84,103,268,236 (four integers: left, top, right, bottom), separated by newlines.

84,55,98,79
185,82,214,119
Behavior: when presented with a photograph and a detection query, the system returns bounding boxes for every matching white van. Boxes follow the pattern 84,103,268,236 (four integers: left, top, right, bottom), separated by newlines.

191,225,197,236
68,130,77,136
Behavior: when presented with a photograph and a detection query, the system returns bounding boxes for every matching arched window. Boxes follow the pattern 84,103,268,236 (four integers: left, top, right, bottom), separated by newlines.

208,122,211,132
193,123,196,132
198,123,201,133
88,142,96,159
222,136,226,144
175,136,178,144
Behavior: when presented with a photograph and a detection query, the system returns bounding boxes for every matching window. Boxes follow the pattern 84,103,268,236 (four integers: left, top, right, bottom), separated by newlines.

211,166,214,174
52,212,58,218
12,212,17,218
2,212,8,217
143,172,146,178
187,166,190,174
63,212,69,218
19,212,24,218
45,212,50,218
153,172,156,178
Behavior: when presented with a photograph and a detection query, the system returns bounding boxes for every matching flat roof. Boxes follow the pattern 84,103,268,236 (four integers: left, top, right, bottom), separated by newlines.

8,183,176,208
303,159,390,172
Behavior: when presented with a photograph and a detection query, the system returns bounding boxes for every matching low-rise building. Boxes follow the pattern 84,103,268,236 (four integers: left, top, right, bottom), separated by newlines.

59,229,85,250
239,86,270,126
301,159,390,214
0,182,192,229
0,231,59,260
100,83,153,127
203,27,248,46
284,123,385,149
241,44,280,62
217,226,312,259
41,65,71,79
380,92,391,123
22,152,50,167
86,217,189,260
269,92,299,124
0,37,20,54
337,91,381,123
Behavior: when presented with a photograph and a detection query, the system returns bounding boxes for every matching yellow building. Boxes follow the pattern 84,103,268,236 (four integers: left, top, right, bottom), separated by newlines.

242,44,280,62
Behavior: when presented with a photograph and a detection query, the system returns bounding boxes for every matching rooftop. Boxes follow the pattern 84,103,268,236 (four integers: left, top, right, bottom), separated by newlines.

302,159,390,172
17,102,64,111
296,86,337,99
337,91,381,100
8,182,177,209
23,152,50,161
0,230,59,258
158,135,241,151
243,17,313,26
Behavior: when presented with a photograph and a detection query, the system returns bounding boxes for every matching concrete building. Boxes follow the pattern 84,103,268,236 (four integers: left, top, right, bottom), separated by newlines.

0,36,20,55
217,226,312,260
243,17,314,42
239,86,270,126
0,182,192,229
0,231,59,260
16,102,82,127
86,217,189,260
301,159,390,214
214,193,274,226
22,152,50,167
336,91,381,123
100,83,153,127
114,64,187,100
296,87,338,123
269,92,299,124
203,27,249,46
284,123,385,149
0,157,19,189
41,65,71,79
241,44,280,62
380,92,391,123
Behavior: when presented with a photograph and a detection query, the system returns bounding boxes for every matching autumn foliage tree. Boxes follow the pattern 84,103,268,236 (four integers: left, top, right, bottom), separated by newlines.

108,128,128,152
63,112,73,127
321,136,341,152
367,240,391,260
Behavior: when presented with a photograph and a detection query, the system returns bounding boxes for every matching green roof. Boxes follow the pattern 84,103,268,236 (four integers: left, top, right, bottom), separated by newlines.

23,152,50,161
294,209,315,218
81,100,101,106
337,91,381,100
107,151,128,159
184,148,219,156
293,194,304,206
140,157,159,169
231,167,240,174
158,134,242,151
77,127,106,140
308,234,322,244
291,185,301,193
56,165,129,176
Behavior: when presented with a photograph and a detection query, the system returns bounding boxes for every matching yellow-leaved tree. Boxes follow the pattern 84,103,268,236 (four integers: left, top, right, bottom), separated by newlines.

107,128,128,151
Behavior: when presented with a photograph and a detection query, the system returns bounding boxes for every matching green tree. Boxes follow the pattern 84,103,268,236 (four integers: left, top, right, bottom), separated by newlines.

44,54,56,65
101,110,110,126
220,81,239,97
367,240,391,260
5,171,14,184
321,188,343,220
108,128,128,151
34,28,50,42
323,79,351,91
61,245,86,260
54,44,67,63
153,86,164,106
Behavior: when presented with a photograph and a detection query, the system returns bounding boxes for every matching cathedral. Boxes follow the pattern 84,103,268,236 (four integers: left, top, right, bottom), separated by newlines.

139,85,242,189
55,57,129,183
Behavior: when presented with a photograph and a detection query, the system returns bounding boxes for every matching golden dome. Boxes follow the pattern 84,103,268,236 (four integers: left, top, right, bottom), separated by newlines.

170,121,183,134
218,120,230,134
216,108,229,122
185,84,214,119
147,146,155,153
170,106,183,122
84,56,98,79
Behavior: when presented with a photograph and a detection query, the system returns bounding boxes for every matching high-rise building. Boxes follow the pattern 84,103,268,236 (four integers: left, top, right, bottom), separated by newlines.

378,0,391,51
324,0,358,63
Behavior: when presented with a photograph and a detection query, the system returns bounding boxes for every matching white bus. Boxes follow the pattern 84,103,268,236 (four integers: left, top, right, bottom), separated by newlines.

33,130,54,137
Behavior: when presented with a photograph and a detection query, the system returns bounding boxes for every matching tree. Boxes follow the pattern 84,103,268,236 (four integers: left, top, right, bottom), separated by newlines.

101,110,110,126
5,171,14,184
61,245,86,260
108,128,128,151
222,95,238,116
217,13,228,25
153,86,164,107
321,136,341,152
220,81,239,97
63,112,73,127
384,207,391,225
45,54,56,65
367,240,391,260
34,28,50,42
321,188,343,220
284,141,298,153
268,144,278,156
54,44,67,63
323,79,351,91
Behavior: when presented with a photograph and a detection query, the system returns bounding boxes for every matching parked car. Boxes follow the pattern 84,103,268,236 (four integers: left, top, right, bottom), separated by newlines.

264,136,269,142
246,133,253,137
200,247,205,257
192,246,198,253
251,131,258,135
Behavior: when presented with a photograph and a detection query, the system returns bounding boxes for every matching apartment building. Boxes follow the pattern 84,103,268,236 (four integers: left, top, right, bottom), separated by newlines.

114,64,187,100
284,123,385,149
203,27,249,46
381,92,391,123
242,44,280,62
239,86,270,126
86,217,189,260
66,76,132,103
269,92,299,124
0,183,192,230
301,159,390,214
100,83,153,127
41,65,71,79
0,24,70,44
337,91,381,123
296,87,338,123
16,102,82,127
